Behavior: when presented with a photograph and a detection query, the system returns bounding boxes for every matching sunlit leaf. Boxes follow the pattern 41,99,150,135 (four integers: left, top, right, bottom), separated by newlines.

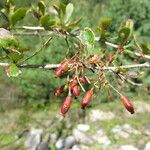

5,64,22,77
64,3,74,23
139,43,150,55
11,8,27,25
81,27,95,49
38,1,46,15
101,18,112,30
67,17,82,27
118,27,131,43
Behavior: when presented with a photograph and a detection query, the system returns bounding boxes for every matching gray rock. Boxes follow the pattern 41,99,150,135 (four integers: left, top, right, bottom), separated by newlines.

0,28,11,37
37,142,50,150
64,136,75,149
119,145,138,150
55,136,75,150
112,124,140,139
73,129,93,145
24,128,43,150
55,138,64,150
77,124,90,132
92,129,111,148
72,144,90,150
144,142,150,150
50,133,57,144
88,109,115,122
72,145,81,150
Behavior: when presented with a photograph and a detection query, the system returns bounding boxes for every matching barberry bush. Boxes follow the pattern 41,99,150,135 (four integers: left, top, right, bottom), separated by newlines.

0,0,150,115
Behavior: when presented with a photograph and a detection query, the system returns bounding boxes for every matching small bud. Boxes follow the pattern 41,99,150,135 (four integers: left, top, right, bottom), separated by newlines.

81,89,93,109
108,54,113,62
72,85,80,97
55,86,64,96
60,96,72,115
120,95,134,114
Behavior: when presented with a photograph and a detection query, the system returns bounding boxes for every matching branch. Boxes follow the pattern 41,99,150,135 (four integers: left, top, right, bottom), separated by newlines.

96,62,150,71
0,62,149,71
105,41,150,60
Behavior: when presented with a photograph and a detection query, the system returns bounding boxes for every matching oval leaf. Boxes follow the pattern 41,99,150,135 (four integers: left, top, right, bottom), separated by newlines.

38,1,46,15
81,27,95,49
64,3,74,23
11,8,27,25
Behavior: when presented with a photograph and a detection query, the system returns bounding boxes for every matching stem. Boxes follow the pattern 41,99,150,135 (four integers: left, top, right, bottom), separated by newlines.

20,36,52,64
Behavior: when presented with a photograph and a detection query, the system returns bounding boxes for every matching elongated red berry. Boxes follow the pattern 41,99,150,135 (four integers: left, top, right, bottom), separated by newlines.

54,67,63,77
81,89,93,109
70,80,78,90
120,95,134,114
55,86,64,96
79,77,87,84
54,60,68,78
60,60,69,71
60,96,72,115
72,85,80,97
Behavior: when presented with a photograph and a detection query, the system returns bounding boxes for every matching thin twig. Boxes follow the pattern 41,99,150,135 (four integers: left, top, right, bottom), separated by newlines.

20,36,52,63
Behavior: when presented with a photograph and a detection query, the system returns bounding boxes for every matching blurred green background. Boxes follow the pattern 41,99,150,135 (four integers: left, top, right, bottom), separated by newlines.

0,0,150,150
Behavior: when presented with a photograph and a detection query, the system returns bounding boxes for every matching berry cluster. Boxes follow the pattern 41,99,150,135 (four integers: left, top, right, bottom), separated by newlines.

54,54,134,116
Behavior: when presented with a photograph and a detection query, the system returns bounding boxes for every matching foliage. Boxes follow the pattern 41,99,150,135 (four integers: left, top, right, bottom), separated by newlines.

102,0,150,42
0,0,149,114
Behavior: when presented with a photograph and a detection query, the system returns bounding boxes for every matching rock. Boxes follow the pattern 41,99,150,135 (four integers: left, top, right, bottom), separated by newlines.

64,136,75,149
72,145,81,150
77,124,90,132
0,28,11,37
55,138,64,150
112,124,140,139
144,142,150,150
50,133,57,144
92,129,111,148
72,144,90,150
134,101,150,114
119,145,138,150
73,129,93,145
37,142,50,150
88,109,115,122
24,128,43,150
55,136,75,150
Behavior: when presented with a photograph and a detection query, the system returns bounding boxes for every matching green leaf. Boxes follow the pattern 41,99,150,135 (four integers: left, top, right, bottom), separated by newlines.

5,64,22,77
101,18,112,30
40,14,58,28
64,3,74,23
38,1,46,15
139,43,150,55
118,27,131,43
11,8,27,25
67,17,82,27
81,27,95,49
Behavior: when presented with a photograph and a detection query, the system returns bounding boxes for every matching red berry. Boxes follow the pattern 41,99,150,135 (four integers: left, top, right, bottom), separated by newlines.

55,86,64,96
60,96,72,115
54,60,69,78
70,80,78,90
79,77,87,84
81,89,93,109
72,85,80,97
54,67,63,77
120,95,134,114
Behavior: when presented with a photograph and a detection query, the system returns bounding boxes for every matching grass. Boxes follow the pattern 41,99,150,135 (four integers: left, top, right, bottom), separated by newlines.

0,97,150,150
